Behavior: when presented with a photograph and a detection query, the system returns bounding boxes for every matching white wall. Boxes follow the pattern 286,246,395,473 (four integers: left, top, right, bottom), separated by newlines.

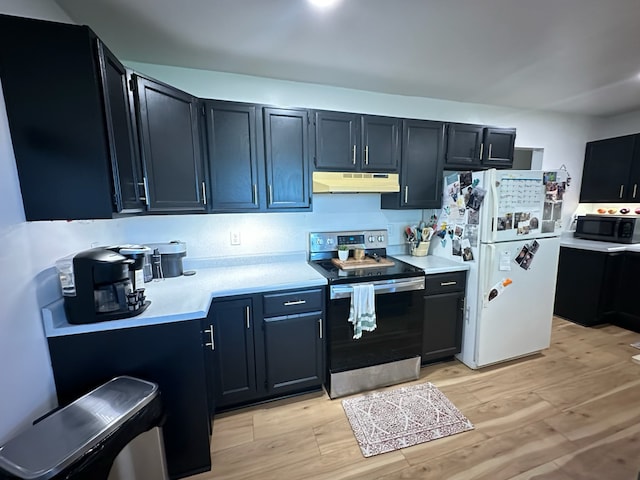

590,109,640,140
0,2,597,443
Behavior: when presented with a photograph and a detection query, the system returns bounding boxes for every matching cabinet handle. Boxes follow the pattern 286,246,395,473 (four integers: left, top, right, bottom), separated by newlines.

245,306,250,329
365,145,369,165
139,178,150,206
352,145,356,165
252,184,258,204
488,144,493,159
479,143,484,160
404,186,409,204
204,326,215,351
283,300,306,306
268,184,273,205
201,182,207,205
440,281,457,286
318,318,323,339
620,184,624,199
634,184,638,199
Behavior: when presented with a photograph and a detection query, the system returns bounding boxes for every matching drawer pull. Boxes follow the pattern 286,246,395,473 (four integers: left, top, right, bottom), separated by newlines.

283,300,306,306
440,281,457,286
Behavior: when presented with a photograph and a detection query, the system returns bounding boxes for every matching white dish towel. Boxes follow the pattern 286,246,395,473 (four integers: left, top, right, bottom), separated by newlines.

348,284,377,339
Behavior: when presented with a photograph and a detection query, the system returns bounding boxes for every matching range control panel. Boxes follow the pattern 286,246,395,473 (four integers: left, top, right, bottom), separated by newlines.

309,230,388,253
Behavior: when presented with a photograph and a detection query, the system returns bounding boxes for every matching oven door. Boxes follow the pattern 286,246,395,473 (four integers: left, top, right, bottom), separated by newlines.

327,277,425,373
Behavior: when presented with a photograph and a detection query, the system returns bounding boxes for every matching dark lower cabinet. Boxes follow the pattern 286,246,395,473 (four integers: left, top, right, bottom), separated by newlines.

553,247,621,326
263,311,324,395
207,297,258,408
422,272,466,364
613,252,640,332
206,288,325,411
381,119,445,209
47,320,211,480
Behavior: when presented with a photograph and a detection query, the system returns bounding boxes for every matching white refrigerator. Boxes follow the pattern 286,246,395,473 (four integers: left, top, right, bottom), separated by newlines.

431,168,568,369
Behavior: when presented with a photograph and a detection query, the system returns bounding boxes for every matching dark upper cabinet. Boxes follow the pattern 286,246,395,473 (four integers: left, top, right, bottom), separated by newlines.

482,127,516,167
205,101,261,212
445,123,484,168
97,42,145,212
0,14,142,220
381,120,445,209
445,123,516,170
204,103,310,212
263,107,311,210
580,134,640,203
313,111,400,172
134,74,207,212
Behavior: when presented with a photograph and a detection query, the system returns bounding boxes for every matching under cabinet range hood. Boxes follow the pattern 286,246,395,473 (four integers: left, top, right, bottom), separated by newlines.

312,171,400,193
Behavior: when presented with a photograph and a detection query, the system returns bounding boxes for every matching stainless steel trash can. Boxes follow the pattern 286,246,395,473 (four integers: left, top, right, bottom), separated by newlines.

0,376,168,480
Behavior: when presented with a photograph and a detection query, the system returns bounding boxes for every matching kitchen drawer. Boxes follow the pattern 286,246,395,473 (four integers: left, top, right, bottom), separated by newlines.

263,288,324,317
424,272,466,295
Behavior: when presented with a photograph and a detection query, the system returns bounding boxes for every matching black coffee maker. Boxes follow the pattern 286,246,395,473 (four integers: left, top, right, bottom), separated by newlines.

60,247,150,324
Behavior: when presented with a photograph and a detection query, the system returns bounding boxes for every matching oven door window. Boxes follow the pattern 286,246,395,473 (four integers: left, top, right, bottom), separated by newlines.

578,218,616,237
327,289,423,372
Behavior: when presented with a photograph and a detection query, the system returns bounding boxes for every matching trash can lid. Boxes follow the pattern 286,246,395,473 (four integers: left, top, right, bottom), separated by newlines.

0,376,158,480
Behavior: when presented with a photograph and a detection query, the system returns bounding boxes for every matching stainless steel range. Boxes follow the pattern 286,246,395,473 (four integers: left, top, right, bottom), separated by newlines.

308,230,426,398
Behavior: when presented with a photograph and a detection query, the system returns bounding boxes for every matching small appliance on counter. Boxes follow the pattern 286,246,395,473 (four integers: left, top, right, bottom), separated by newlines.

146,241,187,279
55,247,150,325
574,214,640,243
107,244,153,288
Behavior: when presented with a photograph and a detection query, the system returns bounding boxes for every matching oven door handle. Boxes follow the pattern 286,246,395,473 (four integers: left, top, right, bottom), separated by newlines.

330,277,425,300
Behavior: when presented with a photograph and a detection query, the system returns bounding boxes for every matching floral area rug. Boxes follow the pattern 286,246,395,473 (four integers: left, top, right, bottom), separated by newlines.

341,382,474,457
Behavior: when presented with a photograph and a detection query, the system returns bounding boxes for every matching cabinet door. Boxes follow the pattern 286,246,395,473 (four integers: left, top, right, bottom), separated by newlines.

97,41,145,212
47,321,211,479
482,127,516,168
205,101,261,211
580,135,637,203
445,123,484,168
314,111,359,170
263,107,311,209
135,75,207,212
613,252,640,332
553,247,620,326
0,16,115,220
361,115,400,172
210,297,258,407
382,119,444,209
263,312,324,396
422,291,464,363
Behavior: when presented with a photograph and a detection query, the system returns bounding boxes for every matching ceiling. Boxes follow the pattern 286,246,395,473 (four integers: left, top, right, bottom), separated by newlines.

53,0,640,117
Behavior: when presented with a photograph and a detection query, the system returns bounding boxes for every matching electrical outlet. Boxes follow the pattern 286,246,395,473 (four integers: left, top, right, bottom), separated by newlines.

230,231,241,245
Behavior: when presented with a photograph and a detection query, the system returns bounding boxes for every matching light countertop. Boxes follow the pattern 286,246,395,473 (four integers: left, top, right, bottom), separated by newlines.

560,235,640,253
396,255,470,273
43,252,470,338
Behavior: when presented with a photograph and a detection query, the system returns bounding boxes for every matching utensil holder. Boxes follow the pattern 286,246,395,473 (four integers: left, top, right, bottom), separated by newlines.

411,242,430,257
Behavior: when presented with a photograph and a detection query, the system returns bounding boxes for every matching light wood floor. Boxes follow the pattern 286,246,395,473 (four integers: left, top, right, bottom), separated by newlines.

188,317,640,480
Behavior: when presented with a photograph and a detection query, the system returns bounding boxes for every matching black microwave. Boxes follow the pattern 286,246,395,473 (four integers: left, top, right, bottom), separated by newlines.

574,215,640,243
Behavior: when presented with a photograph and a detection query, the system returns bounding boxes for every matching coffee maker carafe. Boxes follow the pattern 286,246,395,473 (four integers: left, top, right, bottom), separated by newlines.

57,247,150,325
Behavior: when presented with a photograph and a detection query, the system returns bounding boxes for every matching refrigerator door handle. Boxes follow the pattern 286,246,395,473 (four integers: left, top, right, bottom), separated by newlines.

483,244,496,309
490,170,499,243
